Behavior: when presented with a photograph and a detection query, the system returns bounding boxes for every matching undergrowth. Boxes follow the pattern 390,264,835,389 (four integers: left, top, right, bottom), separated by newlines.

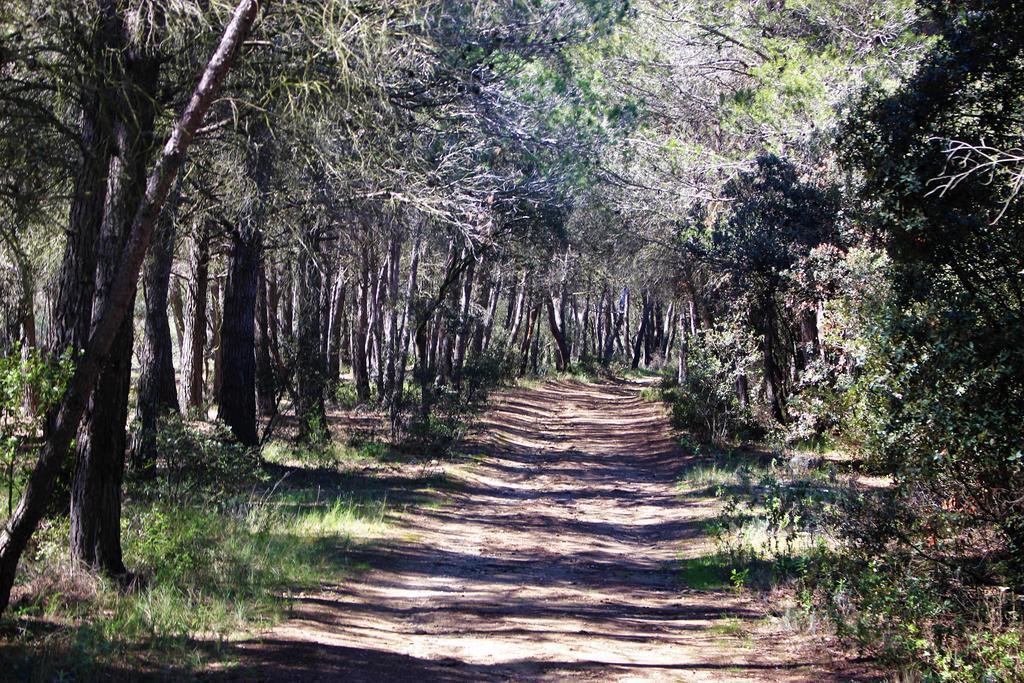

0,420,392,680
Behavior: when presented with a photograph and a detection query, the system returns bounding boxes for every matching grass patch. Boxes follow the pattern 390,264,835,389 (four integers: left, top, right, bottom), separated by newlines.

706,618,747,637
674,444,848,595
262,437,402,470
2,462,397,679
678,555,732,590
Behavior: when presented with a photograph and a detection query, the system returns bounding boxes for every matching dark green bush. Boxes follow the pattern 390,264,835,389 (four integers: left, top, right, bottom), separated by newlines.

138,414,263,505
662,330,761,443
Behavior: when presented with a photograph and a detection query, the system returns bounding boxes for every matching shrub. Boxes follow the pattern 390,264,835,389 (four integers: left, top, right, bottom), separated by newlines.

137,414,262,505
0,345,73,519
662,328,761,443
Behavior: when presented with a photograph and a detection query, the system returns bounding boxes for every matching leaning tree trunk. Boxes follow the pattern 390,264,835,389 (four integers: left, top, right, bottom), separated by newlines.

130,211,181,472
180,220,210,412
218,228,261,446
0,0,264,614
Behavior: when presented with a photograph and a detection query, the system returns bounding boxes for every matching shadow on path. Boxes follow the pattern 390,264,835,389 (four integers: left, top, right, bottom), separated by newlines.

213,378,875,682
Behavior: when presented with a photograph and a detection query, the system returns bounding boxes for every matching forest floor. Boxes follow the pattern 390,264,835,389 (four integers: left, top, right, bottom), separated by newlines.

208,377,876,682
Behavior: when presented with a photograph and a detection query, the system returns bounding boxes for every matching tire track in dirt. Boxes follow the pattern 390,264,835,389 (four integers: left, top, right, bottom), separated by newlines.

212,378,872,682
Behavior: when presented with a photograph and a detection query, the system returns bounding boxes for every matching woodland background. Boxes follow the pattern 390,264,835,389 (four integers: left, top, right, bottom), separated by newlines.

0,0,1022,679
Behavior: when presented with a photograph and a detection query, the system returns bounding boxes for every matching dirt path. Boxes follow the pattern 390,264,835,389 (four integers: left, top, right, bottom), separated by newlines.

215,379,870,681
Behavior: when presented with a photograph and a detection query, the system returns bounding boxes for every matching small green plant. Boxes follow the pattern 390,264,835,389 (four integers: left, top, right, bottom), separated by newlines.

729,567,750,591
0,344,73,518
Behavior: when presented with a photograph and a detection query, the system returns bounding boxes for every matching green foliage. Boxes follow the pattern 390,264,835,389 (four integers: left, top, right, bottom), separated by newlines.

136,414,262,506
334,381,363,410
0,345,73,518
819,1,1024,675
700,456,838,590
8,477,389,678
661,328,760,443
783,246,894,450
404,347,517,455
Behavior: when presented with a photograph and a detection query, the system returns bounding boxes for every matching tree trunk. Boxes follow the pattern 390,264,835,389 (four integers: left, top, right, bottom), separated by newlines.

130,210,180,472
326,255,346,385
49,5,117,367
546,293,571,371
736,372,750,409
296,231,328,442
210,276,223,404
759,294,787,423
0,0,263,614
481,274,501,354
217,119,274,444
452,258,476,389
353,245,371,402
508,274,528,346
392,227,422,434
180,220,209,412
280,265,294,341
218,229,261,445
677,309,689,385
519,300,540,375
255,264,276,417
383,228,403,404
72,19,161,574
169,278,185,356
630,292,649,370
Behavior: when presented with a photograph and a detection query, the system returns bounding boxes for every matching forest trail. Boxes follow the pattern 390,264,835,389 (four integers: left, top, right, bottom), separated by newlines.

215,379,868,682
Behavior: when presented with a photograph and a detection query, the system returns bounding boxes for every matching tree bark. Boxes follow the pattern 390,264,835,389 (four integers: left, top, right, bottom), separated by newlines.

180,220,210,412
217,119,273,444
218,228,261,445
130,211,180,472
210,276,223,402
255,263,276,417
383,227,403,404
353,245,371,402
759,293,787,423
72,16,161,574
508,273,528,345
452,258,476,389
296,230,328,441
546,293,571,371
169,278,186,356
326,254,346,385
677,308,689,385
392,227,422,434
49,4,118,367
630,292,649,370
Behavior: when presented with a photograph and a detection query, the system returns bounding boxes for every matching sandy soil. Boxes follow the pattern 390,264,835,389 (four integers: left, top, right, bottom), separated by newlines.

210,378,874,682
